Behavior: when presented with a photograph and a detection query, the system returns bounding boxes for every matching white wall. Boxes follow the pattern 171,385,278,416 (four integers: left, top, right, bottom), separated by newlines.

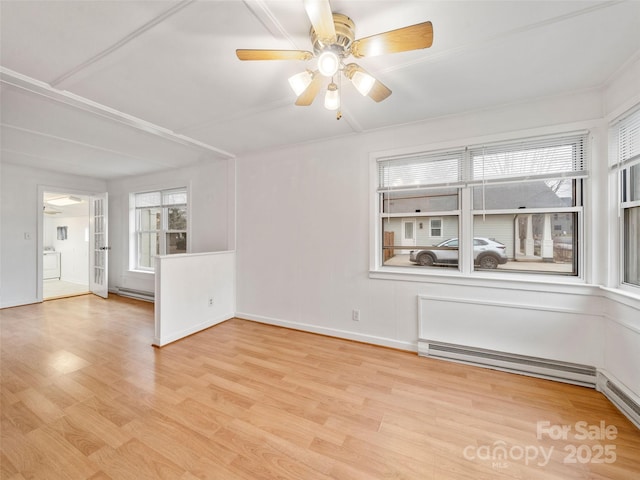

107,158,235,295
235,73,640,401
0,162,106,307
154,251,235,346
44,214,89,285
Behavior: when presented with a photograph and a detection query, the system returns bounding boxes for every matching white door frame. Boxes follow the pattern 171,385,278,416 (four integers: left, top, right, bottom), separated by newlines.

37,185,106,302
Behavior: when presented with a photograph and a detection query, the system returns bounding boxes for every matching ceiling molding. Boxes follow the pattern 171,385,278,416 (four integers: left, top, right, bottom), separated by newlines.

50,0,196,88
0,123,177,168
241,0,301,47
1,67,235,160
602,49,640,90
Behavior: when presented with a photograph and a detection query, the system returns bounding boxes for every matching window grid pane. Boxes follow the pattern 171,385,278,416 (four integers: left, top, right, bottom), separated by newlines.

624,206,640,286
383,188,459,214
382,215,460,269
138,232,159,269
473,179,576,210
473,213,577,274
167,207,187,230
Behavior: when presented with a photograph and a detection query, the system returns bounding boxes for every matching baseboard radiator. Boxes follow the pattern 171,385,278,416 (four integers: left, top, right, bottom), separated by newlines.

598,373,640,429
419,340,597,387
114,287,155,303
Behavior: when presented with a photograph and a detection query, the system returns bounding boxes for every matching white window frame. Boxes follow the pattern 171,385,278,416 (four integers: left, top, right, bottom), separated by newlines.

130,187,189,272
371,130,588,280
610,105,640,290
429,218,443,237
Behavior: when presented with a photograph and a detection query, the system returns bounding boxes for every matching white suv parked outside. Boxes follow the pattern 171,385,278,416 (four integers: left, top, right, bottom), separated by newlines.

409,237,508,269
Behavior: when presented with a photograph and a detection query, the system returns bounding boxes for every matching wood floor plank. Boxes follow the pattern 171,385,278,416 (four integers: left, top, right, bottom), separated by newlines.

1,295,639,479
89,439,186,480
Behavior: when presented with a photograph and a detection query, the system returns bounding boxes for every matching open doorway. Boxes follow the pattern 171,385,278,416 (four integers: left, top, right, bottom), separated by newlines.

42,191,90,299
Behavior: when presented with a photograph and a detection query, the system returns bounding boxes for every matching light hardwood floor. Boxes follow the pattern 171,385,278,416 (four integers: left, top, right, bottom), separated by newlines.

1,295,639,479
42,279,89,300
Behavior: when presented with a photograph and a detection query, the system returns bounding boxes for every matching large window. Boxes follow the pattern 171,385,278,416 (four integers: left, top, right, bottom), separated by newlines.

133,188,188,271
377,132,587,276
612,107,640,287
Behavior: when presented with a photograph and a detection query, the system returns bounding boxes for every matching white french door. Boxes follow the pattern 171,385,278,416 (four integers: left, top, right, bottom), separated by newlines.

89,193,108,298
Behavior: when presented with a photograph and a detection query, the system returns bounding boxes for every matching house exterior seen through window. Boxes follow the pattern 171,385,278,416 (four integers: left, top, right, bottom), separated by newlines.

133,188,188,271
377,132,587,276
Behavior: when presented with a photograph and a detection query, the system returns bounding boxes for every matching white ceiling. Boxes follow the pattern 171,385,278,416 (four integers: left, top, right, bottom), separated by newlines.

1,0,639,180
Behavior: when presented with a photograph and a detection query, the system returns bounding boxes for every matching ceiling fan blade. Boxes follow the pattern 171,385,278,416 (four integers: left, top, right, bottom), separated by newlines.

236,49,313,61
295,72,323,106
303,0,337,45
351,21,433,58
344,64,392,102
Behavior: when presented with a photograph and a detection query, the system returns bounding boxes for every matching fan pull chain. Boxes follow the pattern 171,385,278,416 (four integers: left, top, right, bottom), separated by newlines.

337,74,342,120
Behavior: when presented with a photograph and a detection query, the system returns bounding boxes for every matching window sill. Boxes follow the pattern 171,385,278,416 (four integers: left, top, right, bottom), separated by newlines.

369,266,592,293
600,285,640,308
127,269,155,275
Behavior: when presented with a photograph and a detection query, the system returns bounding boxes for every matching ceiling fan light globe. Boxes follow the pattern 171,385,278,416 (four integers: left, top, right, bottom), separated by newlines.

317,51,340,77
324,82,340,110
288,71,313,96
352,70,375,96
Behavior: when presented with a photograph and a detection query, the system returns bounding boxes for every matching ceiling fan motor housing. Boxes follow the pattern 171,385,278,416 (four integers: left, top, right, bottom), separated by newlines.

310,13,355,57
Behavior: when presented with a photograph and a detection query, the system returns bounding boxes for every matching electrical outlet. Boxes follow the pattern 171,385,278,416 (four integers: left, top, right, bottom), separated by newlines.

352,309,360,321
208,297,214,306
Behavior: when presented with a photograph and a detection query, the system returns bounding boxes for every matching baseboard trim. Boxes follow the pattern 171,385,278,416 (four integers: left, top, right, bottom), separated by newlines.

153,314,233,347
235,312,417,352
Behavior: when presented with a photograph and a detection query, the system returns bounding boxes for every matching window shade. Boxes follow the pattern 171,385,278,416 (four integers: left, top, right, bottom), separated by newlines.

617,107,640,167
162,189,187,206
378,149,464,191
135,191,161,208
469,132,588,184
135,188,186,208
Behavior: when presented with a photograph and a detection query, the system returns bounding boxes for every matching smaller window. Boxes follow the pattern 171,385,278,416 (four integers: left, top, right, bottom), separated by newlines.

132,187,188,271
430,218,443,237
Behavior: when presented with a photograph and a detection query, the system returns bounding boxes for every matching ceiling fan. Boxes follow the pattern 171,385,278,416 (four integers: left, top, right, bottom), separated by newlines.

236,0,433,116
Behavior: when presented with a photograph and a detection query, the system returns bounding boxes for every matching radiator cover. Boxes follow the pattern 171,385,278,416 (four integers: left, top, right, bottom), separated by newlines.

115,287,154,302
597,372,640,430
419,339,597,387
